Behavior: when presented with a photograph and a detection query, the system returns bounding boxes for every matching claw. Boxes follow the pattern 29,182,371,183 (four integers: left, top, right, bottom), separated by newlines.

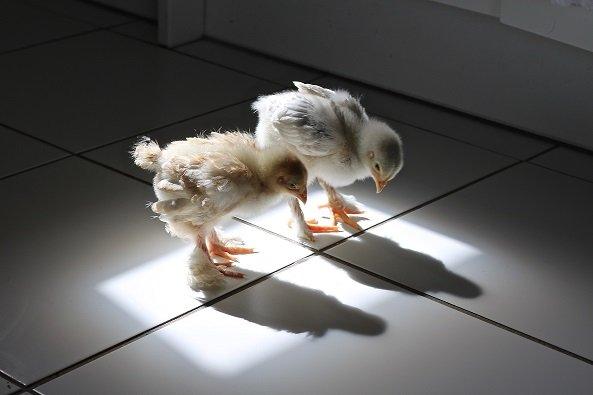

307,222,340,233
223,245,256,255
326,206,363,231
288,218,340,237
209,247,238,262
216,265,245,278
208,242,256,261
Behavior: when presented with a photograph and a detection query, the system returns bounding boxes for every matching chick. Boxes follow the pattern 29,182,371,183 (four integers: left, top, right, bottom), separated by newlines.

253,82,403,240
132,132,308,288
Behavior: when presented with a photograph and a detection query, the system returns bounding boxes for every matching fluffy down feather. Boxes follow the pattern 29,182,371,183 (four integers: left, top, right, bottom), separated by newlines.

132,131,308,288
253,81,403,240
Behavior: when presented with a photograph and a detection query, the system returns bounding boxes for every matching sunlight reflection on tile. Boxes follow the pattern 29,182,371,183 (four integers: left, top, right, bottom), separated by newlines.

348,219,481,267
96,220,310,335
327,218,484,300
97,244,199,324
145,257,393,377
162,308,308,376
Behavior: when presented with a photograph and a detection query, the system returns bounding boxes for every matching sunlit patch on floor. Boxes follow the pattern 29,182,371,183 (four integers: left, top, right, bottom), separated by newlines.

350,219,481,267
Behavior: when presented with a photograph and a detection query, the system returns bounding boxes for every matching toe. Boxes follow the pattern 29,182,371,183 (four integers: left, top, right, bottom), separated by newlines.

216,265,245,278
335,211,363,231
308,224,340,233
225,246,256,255
210,249,238,262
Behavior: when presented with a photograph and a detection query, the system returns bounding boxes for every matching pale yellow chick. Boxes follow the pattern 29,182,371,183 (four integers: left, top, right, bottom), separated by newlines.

132,132,308,288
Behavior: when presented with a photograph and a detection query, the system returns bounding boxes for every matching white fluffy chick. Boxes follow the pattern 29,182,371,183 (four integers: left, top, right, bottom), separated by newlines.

132,132,308,288
253,81,403,240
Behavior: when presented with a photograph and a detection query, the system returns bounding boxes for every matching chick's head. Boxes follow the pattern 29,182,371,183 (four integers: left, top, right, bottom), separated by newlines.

359,118,403,193
270,154,308,204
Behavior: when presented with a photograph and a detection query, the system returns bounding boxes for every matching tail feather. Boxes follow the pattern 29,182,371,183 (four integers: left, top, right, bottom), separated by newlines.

131,137,162,172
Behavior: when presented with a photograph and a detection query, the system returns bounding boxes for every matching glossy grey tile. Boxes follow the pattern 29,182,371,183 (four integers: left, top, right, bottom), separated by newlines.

0,31,279,152
315,76,552,160
177,39,322,85
83,102,257,183
0,0,93,53
0,157,309,384
37,256,593,395
532,147,593,183
242,120,515,249
111,20,158,45
24,0,135,28
0,377,20,395
328,163,593,360
0,126,69,179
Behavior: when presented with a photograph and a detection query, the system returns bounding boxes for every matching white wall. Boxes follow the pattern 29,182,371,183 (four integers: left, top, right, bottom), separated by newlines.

205,0,593,150
501,0,593,53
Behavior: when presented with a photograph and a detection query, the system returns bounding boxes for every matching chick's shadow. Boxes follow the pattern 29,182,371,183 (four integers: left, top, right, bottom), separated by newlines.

202,268,387,338
333,231,482,298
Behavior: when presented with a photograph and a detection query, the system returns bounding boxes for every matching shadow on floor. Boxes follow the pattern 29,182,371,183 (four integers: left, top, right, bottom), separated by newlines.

332,231,482,298
203,268,387,338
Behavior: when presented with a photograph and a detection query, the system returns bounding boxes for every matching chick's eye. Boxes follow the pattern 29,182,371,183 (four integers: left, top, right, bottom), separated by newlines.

374,163,381,172
288,183,298,190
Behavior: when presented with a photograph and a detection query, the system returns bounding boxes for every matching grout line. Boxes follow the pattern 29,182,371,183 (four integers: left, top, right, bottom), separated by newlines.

522,145,558,162
318,78,562,150
23,253,316,392
0,123,75,154
319,162,519,253
107,28,286,87
232,216,318,253
21,0,144,28
377,115,524,161
115,22,593,164
3,21,592,380
78,156,152,186
0,155,73,182
104,20,143,29
0,122,152,186
198,36,593,158
74,96,264,156
317,146,561,254
1,84,292,182
0,371,25,394
173,49,294,86
230,161,522,257
530,162,593,186
0,28,102,57
320,252,593,366
202,35,326,77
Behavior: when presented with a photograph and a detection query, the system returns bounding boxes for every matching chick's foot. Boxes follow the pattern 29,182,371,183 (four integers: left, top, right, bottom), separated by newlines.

288,218,340,242
208,241,256,262
321,201,364,231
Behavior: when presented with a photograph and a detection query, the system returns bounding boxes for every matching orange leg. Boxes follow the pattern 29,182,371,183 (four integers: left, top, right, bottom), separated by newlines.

207,229,255,271
328,206,363,231
288,218,340,233
288,197,340,242
318,180,364,232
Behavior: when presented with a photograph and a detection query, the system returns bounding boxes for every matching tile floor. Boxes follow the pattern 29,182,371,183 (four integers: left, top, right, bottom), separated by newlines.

0,2,592,394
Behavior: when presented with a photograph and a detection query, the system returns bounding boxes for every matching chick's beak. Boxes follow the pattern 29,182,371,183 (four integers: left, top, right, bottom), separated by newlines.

295,187,308,204
373,175,387,193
